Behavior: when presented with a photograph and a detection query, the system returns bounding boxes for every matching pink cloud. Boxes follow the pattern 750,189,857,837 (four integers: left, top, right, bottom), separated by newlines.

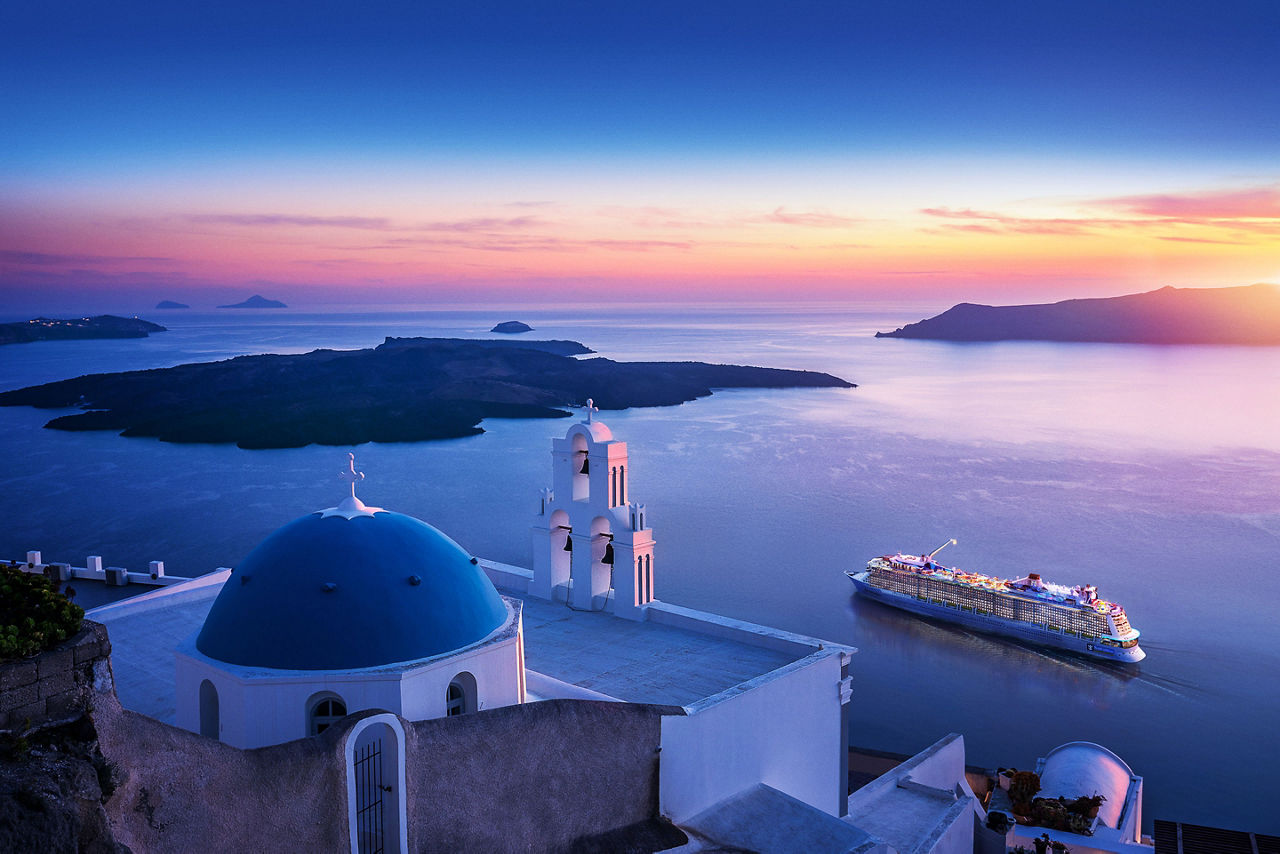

1,250,174,265
1095,186,1280,219
188,213,394,229
1157,235,1251,245
762,207,861,227
417,216,544,233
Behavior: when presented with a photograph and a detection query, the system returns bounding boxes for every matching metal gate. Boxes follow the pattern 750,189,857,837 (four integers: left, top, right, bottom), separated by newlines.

353,737,385,854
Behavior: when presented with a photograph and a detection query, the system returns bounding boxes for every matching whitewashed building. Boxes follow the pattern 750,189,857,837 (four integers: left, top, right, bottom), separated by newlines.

174,455,525,748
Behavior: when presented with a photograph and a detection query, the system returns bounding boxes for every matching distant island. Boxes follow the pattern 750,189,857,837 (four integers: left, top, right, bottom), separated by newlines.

155,300,190,309
0,315,166,347
491,320,533,334
380,337,591,356
876,283,1280,345
218,295,287,309
0,337,854,449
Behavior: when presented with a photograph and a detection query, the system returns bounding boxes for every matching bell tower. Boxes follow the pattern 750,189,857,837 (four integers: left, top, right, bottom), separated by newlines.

531,401,655,620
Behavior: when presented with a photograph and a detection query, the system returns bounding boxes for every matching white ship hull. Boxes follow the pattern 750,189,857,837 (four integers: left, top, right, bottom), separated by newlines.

848,570,1145,663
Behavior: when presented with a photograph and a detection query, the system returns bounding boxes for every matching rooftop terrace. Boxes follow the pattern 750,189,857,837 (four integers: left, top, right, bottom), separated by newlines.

89,571,803,723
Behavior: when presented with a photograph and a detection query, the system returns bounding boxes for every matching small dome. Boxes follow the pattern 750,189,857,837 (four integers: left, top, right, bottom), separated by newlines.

1039,742,1134,828
196,510,507,670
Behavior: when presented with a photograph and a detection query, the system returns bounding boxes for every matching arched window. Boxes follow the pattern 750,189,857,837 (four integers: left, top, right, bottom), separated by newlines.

199,679,219,740
309,693,347,735
447,671,478,717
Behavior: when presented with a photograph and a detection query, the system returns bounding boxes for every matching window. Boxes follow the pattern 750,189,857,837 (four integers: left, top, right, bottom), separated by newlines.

447,671,478,717
309,695,347,735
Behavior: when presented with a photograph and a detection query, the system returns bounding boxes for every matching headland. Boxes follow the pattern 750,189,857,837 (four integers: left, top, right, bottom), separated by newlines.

876,283,1280,344
0,316,166,347
0,336,854,449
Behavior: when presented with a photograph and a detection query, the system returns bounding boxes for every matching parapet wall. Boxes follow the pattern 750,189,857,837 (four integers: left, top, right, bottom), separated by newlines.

0,620,111,733
404,698,681,851
91,687,682,853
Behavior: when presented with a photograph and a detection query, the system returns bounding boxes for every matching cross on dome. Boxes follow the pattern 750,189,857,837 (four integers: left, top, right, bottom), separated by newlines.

320,452,384,519
340,452,365,500
584,398,598,423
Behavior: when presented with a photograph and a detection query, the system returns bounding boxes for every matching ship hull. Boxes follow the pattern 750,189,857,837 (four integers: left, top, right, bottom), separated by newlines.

848,570,1145,663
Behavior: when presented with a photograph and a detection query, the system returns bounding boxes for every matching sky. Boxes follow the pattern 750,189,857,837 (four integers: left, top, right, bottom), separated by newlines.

1,0,1278,311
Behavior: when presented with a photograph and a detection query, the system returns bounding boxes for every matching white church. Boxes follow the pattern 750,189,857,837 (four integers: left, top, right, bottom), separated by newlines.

42,405,1148,853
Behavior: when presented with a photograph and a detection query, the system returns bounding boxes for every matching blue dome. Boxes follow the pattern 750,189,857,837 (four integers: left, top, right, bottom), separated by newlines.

196,510,507,670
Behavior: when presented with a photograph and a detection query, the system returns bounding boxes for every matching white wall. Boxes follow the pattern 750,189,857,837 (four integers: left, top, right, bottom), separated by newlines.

906,733,967,791
659,651,845,822
174,602,525,749
177,651,407,748
399,632,523,719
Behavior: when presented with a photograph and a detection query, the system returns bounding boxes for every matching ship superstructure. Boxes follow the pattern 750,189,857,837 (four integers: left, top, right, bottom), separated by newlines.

847,541,1144,662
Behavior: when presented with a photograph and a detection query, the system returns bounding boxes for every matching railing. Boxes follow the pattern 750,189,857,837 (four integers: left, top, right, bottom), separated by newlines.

5,551,194,589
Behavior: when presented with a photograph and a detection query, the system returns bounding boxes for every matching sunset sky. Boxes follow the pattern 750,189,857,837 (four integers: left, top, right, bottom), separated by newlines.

2,1,1277,311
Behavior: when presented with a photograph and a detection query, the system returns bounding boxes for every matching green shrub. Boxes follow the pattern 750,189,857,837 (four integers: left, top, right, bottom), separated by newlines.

0,565,84,660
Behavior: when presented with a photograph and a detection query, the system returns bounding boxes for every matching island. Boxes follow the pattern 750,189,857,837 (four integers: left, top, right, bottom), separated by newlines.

0,337,854,449
875,283,1280,345
0,316,166,347
491,320,533,334
218,295,287,309
155,300,190,309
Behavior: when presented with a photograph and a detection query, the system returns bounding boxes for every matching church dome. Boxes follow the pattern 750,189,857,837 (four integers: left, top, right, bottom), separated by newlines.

196,507,507,671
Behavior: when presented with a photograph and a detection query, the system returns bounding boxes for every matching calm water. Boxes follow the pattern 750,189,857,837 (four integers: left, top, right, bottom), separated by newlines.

2,305,1278,833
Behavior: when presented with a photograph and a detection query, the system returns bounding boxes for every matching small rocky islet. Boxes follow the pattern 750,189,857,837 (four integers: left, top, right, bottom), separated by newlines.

217,294,287,309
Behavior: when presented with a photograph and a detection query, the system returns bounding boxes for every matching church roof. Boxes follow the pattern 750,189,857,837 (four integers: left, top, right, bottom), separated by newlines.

196,501,507,671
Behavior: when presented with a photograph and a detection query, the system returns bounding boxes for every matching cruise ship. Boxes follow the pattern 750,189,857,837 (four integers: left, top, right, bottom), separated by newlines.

847,540,1145,662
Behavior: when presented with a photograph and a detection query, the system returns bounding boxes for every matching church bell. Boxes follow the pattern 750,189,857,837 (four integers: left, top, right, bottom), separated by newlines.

563,536,572,552
578,455,590,474
602,542,614,565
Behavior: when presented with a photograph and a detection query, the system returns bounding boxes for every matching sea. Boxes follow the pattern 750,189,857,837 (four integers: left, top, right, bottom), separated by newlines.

2,303,1278,834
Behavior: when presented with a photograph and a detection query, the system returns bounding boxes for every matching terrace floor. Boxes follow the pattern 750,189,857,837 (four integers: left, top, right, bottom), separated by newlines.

90,570,800,722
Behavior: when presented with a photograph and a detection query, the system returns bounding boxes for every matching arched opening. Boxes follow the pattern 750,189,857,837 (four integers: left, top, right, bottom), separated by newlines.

446,671,478,716
644,554,653,603
346,715,406,854
550,508,571,581
308,692,348,736
590,516,614,603
571,433,589,501
198,679,219,740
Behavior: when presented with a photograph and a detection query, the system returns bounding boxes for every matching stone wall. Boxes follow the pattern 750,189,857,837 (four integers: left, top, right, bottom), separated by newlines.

404,698,683,853
0,621,110,734
5,637,685,853
94,692,350,853
91,693,683,853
